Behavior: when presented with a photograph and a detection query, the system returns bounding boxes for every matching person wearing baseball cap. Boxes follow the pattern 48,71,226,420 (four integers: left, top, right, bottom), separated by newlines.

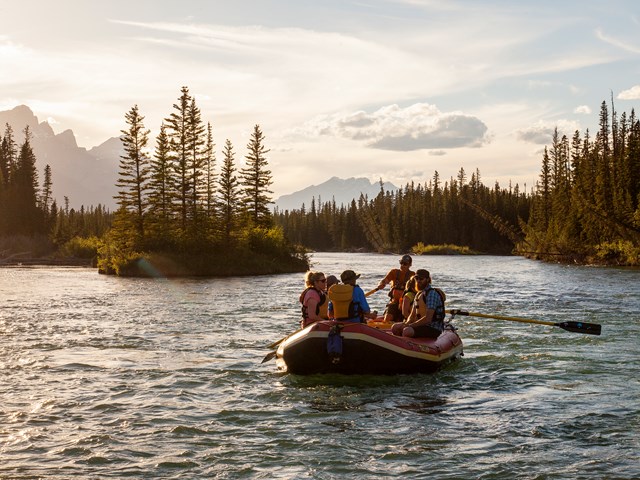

392,269,446,338
375,254,415,323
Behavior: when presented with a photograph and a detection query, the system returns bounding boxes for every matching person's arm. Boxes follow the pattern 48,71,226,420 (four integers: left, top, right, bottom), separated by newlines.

376,270,394,290
356,287,377,319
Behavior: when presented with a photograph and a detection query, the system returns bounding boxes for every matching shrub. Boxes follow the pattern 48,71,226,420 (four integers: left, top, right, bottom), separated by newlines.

412,242,480,255
594,240,640,266
60,236,102,259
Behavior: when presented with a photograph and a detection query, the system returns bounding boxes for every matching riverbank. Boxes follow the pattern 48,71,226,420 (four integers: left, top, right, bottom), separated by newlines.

97,250,309,277
0,253,94,267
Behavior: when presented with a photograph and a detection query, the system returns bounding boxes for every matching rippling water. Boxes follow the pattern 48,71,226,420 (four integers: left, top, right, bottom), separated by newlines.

1,253,639,479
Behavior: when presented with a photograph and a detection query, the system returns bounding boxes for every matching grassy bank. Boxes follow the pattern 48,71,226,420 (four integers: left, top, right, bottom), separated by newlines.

411,243,481,255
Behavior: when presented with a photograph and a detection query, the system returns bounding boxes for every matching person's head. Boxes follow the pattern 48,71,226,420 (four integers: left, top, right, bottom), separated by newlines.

305,271,326,289
405,275,417,292
326,275,339,290
340,269,360,285
400,254,412,268
414,269,431,290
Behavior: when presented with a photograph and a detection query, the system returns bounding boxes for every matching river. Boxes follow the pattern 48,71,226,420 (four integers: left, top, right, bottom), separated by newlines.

1,252,638,479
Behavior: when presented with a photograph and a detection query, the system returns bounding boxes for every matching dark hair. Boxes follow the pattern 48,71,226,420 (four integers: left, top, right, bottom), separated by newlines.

415,269,430,279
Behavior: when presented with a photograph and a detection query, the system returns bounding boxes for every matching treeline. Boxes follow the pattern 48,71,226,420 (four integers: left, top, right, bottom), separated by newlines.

0,124,48,237
523,100,640,265
275,98,639,266
102,86,306,275
275,171,532,254
0,120,118,261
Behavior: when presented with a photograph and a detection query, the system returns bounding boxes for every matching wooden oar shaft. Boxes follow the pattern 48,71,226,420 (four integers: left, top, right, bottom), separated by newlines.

365,288,380,297
446,309,601,335
446,309,555,327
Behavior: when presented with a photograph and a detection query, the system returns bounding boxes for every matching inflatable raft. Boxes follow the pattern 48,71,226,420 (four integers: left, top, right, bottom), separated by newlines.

275,319,463,375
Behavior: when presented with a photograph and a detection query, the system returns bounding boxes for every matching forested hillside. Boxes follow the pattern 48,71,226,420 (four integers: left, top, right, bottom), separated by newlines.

2,97,638,267
275,172,530,254
523,101,640,265
275,99,640,265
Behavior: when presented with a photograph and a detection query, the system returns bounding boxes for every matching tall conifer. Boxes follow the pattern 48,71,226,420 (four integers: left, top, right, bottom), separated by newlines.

240,124,273,228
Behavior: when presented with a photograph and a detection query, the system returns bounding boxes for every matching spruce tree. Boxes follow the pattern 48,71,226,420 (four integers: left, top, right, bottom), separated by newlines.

218,139,239,242
240,124,273,228
115,105,151,240
204,122,217,220
147,123,174,244
166,86,192,232
186,97,206,230
41,164,53,215
11,127,42,234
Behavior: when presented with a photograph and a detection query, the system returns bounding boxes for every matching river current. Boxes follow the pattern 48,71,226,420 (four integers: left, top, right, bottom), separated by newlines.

1,252,639,479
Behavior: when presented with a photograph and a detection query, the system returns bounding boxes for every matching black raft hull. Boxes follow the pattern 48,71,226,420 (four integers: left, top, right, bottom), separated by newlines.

276,320,463,375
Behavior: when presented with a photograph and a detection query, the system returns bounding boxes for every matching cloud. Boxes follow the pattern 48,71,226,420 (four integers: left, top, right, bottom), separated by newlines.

515,119,580,144
574,105,592,114
595,28,640,54
297,103,489,151
618,85,640,100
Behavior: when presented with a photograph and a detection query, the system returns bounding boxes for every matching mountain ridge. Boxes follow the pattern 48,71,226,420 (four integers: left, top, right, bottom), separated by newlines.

0,105,121,209
1,105,398,212
274,176,399,212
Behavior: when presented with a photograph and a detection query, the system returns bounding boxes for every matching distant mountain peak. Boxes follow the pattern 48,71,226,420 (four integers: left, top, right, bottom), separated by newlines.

274,176,398,212
0,105,120,208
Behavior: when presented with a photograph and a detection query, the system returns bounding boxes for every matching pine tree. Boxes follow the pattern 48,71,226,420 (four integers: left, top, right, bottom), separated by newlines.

166,86,192,232
204,122,217,220
41,164,53,215
186,97,206,229
1,124,17,184
218,139,240,242
11,127,43,234
240,124,273,228
115,105,151,240
147,123,174,244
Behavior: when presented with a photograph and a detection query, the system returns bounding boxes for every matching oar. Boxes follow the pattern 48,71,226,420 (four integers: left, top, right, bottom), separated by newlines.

267,328,302,350
447,309,601,336
262,327,305,363
365,287,380,297
261,350,278,363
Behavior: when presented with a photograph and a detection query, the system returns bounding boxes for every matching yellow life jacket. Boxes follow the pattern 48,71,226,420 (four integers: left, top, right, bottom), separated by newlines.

328,284,357,320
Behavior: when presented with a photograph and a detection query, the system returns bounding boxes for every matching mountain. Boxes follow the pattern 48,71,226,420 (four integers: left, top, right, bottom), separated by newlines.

274,176,399,212
0,105,121,209
1,106,398,213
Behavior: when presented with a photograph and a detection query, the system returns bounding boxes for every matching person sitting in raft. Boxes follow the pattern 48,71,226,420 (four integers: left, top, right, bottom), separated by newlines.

319,275,338,320
328,270,377,323
401,275,418,321
391,269,445,338
376,254,415,323
300,271,327,327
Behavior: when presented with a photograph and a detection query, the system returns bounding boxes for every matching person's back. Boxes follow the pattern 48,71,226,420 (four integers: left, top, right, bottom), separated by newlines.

328,283,358,321
328,270,376,323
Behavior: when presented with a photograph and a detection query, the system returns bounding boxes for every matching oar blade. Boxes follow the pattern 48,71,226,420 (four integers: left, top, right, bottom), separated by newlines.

261,350,277,363
555,321,601,336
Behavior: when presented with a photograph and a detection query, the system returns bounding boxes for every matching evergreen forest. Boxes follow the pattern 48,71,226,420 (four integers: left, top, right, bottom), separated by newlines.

0,87,308,275
1,96,638,269
274,100,640,266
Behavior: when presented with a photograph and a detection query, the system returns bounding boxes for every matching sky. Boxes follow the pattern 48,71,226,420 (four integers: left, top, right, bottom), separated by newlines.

1,0,639,197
